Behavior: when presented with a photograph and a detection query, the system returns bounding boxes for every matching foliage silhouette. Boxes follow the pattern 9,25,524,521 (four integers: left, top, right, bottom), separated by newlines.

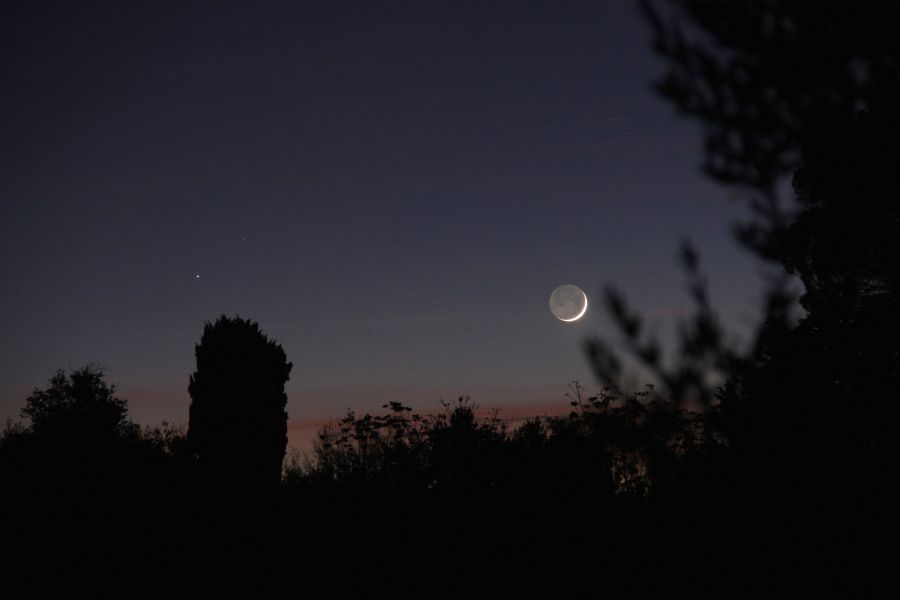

642,0,900,304
642,0,900,259
187,315,292,491
0,365,190,518
576,2,900,594
8,364,140,494
21,364,137,439
288,384,709,508
585,243,742,409
629,0,900,495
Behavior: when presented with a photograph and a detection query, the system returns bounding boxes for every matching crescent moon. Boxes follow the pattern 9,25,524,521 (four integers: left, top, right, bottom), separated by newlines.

549,284,589,322
560,292,588,322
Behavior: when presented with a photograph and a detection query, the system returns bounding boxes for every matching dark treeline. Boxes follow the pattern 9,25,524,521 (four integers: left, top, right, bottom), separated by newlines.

286,384,717,507
2,1,898,594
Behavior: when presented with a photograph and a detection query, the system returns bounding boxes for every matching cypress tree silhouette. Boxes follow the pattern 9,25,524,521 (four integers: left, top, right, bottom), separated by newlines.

187,315,292,491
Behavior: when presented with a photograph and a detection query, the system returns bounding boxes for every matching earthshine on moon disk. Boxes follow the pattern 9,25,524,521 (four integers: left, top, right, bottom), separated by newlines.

549,285,588,322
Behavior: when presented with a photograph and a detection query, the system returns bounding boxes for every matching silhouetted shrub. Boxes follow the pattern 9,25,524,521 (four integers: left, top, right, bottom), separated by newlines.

634,0,900,503
576,4,900,594
0,365,190,509
291,385,705,509
22,364,137,439
13,365,140,489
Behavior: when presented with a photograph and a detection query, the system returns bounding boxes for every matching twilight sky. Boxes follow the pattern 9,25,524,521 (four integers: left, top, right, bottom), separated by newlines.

1,0,763,447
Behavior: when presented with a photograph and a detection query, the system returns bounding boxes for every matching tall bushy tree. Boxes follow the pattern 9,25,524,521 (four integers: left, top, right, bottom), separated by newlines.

580,1,900,514
188,315,292,490
641,0,900,293
579,7,900,593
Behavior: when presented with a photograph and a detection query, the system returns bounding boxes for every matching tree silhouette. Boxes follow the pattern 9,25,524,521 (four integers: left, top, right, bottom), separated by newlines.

187,315,292,491
22,364,137,439
0,364,165,511
641,0,900,262
635,0,900,489
577,4,900,594
592,1,900,398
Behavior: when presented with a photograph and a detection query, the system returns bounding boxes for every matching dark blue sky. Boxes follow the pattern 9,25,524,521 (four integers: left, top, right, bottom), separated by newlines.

1,1,762,436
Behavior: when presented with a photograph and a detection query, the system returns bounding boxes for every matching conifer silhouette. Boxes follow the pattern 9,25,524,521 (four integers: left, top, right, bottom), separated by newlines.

188,315,292,491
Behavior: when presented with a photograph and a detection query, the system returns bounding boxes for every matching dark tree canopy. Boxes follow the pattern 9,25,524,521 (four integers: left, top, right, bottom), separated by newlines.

22,364,136,440
572,9,900,594
642,0,900,185
621,0,900,502
641,0,900,272
1,365,182,506
188,315,292,490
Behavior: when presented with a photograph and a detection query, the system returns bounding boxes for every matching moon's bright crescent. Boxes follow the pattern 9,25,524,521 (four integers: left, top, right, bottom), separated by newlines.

559,291,588,322
549,284,588,322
